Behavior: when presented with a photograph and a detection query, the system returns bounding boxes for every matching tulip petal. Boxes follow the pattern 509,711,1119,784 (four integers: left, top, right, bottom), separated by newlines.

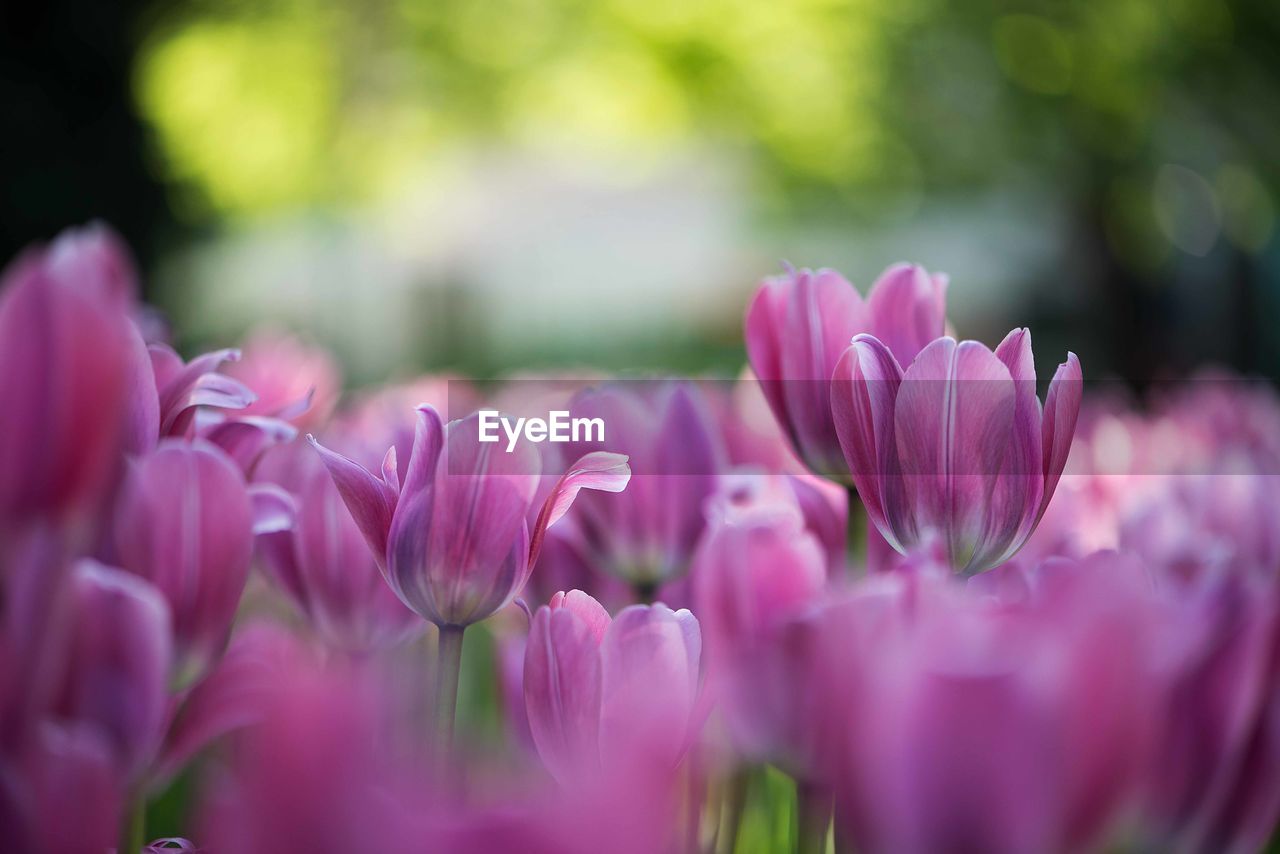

1037,353,1083,525
247,483,297,535
529,451,630,567
831,335,909,550
865,263,949,366
524,603,604,784
974,328,1045,570
894,337,1016,573
309,434,400,566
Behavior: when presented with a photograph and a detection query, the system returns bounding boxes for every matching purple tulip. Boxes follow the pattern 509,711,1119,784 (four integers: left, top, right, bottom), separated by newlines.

545,382,725,591
51,561,171,783
523,591,702,785
255,441,421,653
691,476,827,766
831,328,1082,574
745,264,948,477
311,406,630,628
820,552,1159,854
113,440,255,685
0,237,132,528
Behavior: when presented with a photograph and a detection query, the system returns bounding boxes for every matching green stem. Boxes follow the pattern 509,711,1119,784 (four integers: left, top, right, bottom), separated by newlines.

719,768,751,854
434,624,466,761
794,780,831,854
845,486,866,575
119,793,146,854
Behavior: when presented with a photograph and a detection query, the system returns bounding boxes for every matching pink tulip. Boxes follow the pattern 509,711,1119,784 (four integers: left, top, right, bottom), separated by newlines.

547,382,725,591
113,440,255,685
745,264,948,477
691,476,827,766
523,591,702,785
255,440,421,652
52,561,171,782
820,552,1158,853
831,329,1082,574
0,236,132,527
311,406,630,628
224,327,342,429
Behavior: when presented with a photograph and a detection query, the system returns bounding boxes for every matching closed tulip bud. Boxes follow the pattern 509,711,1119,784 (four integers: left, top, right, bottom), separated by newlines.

691,476,827,765
114,440,255,685
55,560,171,781
832,328,1082,575
0,241,132,527
311,406,630,628
745,264,948,478
523,591,702,785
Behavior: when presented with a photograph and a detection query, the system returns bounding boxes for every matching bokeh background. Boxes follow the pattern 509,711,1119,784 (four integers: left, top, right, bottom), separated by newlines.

4,0,1279,384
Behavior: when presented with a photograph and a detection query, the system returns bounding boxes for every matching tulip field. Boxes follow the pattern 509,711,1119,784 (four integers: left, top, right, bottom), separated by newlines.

2,224,1278,853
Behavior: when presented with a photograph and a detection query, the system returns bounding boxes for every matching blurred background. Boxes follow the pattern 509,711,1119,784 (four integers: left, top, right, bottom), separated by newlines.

3,0,1278,385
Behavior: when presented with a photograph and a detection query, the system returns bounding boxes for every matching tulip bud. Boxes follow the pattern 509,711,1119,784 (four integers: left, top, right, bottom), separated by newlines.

114,440,254,685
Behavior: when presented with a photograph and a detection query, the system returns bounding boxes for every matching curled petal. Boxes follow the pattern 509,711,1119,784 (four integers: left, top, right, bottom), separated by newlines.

529,452,631,568
1038,353,1082,525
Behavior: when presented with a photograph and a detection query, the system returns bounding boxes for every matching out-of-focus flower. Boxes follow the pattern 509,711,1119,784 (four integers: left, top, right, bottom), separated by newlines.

523,591,702,786
113,440,256,685
312,407,629,628
546,382,725,590
691,475,827,768
0,235,132,528
52,561,171,782
745,264,948,478
197,661,431,854
831,329,1082,575
224,327,342,430
819,552,1158,854
255,440,421,653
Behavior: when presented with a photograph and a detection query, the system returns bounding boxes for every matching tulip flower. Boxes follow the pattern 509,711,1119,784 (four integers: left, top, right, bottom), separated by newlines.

691,475,827,767
0,238,132,528
819,552,1158,854
831,328,1082,575
311,406,629,746
523,591,702,785
545,382,725,594
224,327,342,429
255,441,421,653
54,561,171,782
745,264,948,478
113,440,255,686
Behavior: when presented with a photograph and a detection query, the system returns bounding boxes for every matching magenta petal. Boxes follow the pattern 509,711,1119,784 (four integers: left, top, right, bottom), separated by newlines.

975,328,1045,569
549,589,612,643
831,334,908,550
152,624,305,788
114,440,254,685
524,600,605,784
864,263,949,366
63,561,171,781
894,337,1016,573
1037,352,1083,525
247,483,296,535
529,452,630,568
203,416,298,473
598,604,701,774
309,434,400,566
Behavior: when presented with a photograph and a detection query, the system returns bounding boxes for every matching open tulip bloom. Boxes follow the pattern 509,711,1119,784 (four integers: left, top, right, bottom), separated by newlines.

832,328,1083,575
